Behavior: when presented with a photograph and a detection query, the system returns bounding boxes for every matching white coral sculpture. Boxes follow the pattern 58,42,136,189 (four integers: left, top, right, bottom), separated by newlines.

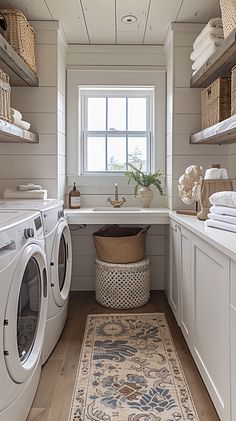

178,165,203,205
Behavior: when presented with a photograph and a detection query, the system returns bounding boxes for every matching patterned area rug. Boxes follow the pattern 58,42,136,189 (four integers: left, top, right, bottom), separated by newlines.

69,313,199,421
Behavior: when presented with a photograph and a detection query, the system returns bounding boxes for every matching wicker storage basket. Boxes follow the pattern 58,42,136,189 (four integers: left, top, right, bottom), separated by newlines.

1,9,37,73
95,258,151,309
220,0,236,39
201,77,231,129
93,225,150,264
0,69,10,122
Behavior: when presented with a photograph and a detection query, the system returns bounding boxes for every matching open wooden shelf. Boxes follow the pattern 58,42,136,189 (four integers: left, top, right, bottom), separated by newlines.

0,33,38,87
0,119,38,143
191,29,236,88
190,115,236,144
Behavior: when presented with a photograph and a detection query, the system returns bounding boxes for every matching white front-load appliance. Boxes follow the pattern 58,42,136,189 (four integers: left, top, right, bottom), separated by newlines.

0,210,48,421
0,200,72,364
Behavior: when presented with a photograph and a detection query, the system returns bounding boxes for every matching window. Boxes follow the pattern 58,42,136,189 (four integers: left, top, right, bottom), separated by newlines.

80,87,154,174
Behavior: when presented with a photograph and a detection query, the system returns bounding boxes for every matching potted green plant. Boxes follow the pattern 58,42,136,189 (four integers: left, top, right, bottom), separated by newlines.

125,163,163,208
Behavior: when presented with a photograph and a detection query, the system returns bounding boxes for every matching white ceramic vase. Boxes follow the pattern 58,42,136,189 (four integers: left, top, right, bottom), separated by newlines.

137,186,153,208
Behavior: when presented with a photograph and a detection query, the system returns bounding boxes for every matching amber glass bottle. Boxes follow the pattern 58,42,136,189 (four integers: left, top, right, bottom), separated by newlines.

69,182,81,209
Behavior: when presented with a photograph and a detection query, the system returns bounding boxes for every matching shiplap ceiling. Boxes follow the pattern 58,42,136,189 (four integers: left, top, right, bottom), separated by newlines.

0,0,221,44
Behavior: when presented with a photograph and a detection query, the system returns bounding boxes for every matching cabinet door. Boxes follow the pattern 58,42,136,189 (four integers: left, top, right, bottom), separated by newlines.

168,220,179,322
179,225,191,346
191,235,230,421
230,259,236,421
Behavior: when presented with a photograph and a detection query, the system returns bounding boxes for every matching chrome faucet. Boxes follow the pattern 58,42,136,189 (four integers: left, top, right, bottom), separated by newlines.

107,183,126,208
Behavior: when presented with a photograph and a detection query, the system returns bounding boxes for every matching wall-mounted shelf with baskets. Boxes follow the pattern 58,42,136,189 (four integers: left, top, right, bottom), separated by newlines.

0,32,38,87
191,28,236,88
0,119,38,143
190,28,236,144
190,115,236,144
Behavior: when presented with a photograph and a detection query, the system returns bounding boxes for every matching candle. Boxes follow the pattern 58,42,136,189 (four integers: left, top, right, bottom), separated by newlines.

115,183,118,200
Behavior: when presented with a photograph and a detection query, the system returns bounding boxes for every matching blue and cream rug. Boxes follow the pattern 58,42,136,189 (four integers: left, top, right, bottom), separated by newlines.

69,313,199,421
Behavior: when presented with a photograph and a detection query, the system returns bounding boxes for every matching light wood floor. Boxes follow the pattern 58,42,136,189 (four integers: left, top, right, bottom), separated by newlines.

27,291,219,421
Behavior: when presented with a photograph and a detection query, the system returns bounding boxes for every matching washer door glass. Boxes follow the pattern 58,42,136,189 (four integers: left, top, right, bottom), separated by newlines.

4,244,48,384
58,233,67,292
51,221,72,307
17,257,41,363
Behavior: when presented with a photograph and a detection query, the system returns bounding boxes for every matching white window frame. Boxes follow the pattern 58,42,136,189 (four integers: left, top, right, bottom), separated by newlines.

80,88,154,174
67,69,166,188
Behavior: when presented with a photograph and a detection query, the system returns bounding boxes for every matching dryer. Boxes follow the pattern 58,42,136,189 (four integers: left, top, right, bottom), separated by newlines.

0,210,47,421
0,200,72,364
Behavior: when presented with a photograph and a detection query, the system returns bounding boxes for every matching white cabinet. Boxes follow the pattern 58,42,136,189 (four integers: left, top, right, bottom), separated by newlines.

230,259,236,421
191,235,230,421
168,220,179,321
168,222,192,346
178,225,191,346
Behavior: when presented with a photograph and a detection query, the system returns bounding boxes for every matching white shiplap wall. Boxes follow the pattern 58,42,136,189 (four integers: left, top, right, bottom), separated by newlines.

0,21,67,199
70,224,167,291
165,23,230,210
66,45,168,291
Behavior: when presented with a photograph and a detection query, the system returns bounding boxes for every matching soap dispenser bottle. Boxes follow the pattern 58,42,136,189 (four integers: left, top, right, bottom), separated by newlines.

69,182,81,209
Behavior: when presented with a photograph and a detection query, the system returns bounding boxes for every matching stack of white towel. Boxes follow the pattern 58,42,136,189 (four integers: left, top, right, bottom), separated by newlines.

205,191,236,233
10,108,31,131
3,184,47,200
191,18,224,76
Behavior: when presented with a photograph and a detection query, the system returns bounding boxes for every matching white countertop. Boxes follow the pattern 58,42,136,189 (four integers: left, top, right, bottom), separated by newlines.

65,207,236,260
66,207,169,225
169,211,236,262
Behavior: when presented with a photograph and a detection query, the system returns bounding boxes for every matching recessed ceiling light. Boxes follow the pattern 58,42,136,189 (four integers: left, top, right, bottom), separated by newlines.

121,15,137,24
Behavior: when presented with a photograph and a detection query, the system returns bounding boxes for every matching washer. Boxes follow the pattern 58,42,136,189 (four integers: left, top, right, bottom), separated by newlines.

0,200,72,364
0,210,48,421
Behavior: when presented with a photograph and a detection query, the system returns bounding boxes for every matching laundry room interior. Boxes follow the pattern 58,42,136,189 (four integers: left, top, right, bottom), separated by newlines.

0,1,236,420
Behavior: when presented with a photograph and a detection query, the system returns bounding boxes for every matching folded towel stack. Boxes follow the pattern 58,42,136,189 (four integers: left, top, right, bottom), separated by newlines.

205,191,236,233
3,187,47,200
17,183,43,191
10,108,31,131
191,18,224,76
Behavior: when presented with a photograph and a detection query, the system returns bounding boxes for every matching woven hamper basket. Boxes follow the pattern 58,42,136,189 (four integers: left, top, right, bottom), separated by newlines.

1,9,37,73
201,77,231,129
0,69,10,122
95,258,151,309
93,225,150,264
220,0,236,39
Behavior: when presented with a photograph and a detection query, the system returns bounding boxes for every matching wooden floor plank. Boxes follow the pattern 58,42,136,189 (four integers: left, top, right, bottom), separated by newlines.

27,291,219,421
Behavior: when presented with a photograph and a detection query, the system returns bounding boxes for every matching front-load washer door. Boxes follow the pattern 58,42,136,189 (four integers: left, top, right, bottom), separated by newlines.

4,244,48,384
50,220,72,307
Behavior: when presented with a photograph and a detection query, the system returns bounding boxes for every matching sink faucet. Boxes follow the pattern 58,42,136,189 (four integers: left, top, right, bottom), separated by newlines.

107,183,126,208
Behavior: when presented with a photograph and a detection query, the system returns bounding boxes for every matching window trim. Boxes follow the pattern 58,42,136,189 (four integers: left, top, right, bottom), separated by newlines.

80,88,154,175
67,69,166,188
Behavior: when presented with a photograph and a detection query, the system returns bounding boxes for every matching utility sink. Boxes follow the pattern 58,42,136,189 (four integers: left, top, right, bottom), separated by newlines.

92,207,142,211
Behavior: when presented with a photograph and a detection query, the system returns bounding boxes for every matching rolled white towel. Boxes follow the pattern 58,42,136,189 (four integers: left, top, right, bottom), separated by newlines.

10,107,22,121
17,183,43,191
13,119,31,131
191,34,224,61
193,18,223,50
209,191,236,208
3,188,47,200
192,43,222,71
